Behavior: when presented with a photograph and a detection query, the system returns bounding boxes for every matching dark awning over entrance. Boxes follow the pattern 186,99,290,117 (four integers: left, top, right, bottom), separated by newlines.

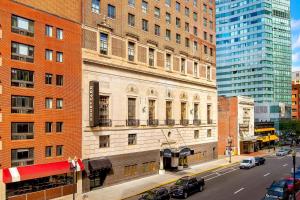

88,158,112,172
160,147,194,158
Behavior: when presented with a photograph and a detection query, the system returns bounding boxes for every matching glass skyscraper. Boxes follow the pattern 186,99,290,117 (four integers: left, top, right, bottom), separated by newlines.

216,0,292,126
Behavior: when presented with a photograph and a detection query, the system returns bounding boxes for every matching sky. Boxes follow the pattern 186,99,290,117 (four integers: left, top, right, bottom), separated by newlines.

291,0,300,71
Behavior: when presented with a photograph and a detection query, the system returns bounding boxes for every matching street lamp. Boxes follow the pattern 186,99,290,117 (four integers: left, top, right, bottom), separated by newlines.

227,135,233,163
68,156,78,200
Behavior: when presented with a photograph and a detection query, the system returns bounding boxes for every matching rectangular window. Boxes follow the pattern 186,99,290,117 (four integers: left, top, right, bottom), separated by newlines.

209,8,213,17
165,0,171,6
92,0,100,13
128,134,137,145
207,104,211,123
185,38,190,48
166,101,172,120
194,103,199,119
185,22,189,32
166,12,171,24
207,65,211,80
154,7,160,18
166,53,171,70
11,148,34,167
185,7,189,16
56,52,63,62
207,129,212,137
108,4,116,19
45,73,52,84
11,15,34,37
176,1,180,11
203,18,207,27
210,48,213,56
100,32,108,55
194,41,198,51
142,1,148,13
209,34,213,43
181,102,187,120
148,99,155,121
45,25,53,37
56,98,63,109
128,13,135,27
11,96,34,114
45,49,53,61
176,17,181,28
11,42,34,63
176,34,181,44
193,12,198,21
204,45,208,54
209,21,213,30
149,48,154,67
99,135,110,148
11,68,34,88
181,58,186,74
128,98,136,120
194,62,198,77
203,4,207,12
56,145,63,156
56,122,63,132
56,28,63,40
11,122,34,140
56,75,63,86
166,29,171,41
45,146,52,157
155,24,160,36
193,0,197,7
128,42,135,61
194,130,199,139
45,122,52,133
128,0,135,7
99,96,110,126
204,31,207,40
142,19,148,31
45,98,53,109
193,26,198,36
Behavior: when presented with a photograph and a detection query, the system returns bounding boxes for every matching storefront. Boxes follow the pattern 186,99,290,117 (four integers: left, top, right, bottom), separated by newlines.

160,147,194,170
2,160,84,200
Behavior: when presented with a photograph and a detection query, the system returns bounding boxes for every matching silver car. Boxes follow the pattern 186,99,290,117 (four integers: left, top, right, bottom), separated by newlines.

276,150,288,156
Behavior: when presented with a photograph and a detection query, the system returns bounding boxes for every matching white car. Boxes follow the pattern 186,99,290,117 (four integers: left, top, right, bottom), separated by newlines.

239,157,256,169
276,149,288,156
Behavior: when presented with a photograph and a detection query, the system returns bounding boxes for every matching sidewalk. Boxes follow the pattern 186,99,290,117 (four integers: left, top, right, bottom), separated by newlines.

54,150,270,200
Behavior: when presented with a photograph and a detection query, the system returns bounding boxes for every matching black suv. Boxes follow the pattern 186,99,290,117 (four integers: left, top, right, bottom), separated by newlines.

255,157,266,166
170,176,205,199
139,187,170,200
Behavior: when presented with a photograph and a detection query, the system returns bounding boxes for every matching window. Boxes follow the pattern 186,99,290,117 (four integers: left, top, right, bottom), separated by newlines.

207,66,211,80
11,42,34,63
209,34,213,43
166,29,171,41
108,4,116,19
99,33,108,55
45,98,53,109
194,41,198,51
193,0,197,7
209,21,213,30
11,15,34,37
155,24,160,36
207,104,211,123
185,37,190,48
56,75,63,86
194,62,198,77
56,28,63,40
128,98,136,120
194,103,199,119
203,18,207,27
45,146,52,157
181,58,186,74
185,7,190,16
128,13,135,27
148,99,156,121
154,7,160,18
204,31,207,40
185,22,189,32
11,68,34,88
128,42,135,61
56,98,63,109
56,52,63,62
99,135,110,148
166,101,172,120
176,34,181,44
166,53,171,70
45,49,53,61
45,25,53,37
92,0,100,13
142,19,148,31
166,12,171,24
194,130,199,139
99,96,110,126
11,122,34,140
56,122,63,132
203,4,207,12
56,145,63,156
128,134,137,145
45,122,52,133
209,8,213,17
176,17,181,28
181,102,187,120
45,73,52,84
165,0,171,6
11,96,34,114
207,129,212,137
128,0,135,7
193,12,198,21
176,2,180,11
210,48,213,56
149,48,154,67
204,45,208,54
11,148,34,167
142,1,148,13
193,26,198,36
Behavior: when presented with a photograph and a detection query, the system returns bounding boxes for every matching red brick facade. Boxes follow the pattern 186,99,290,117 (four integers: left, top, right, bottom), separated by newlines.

0,0,81,168
292,82,300,120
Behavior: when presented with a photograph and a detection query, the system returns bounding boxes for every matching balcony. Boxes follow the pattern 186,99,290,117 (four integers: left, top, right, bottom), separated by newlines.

147,119,159,126
165,119,175,126
180,119,189,126
126,119,140,127
99,119,112,127
193,119,201,126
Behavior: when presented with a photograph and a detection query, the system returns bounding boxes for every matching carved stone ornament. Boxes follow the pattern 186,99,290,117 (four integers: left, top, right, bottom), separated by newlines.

180,92,188,100
166,89,173,98
194,94,200,101
126,84,138,94
147,88,158,96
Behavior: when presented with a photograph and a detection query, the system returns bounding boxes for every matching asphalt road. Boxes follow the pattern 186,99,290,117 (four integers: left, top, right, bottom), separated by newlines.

130,150,300,200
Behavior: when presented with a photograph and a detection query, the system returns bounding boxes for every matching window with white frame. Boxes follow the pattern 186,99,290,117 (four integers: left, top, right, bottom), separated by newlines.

154,7,160,18
92,0,100,13
45,98,53,109
45,25,53,37
128,0,135,7
45,49,53,61
56,52,63,62
100,32,108,55
56,28,63,40
142,0,148,13
56,98,63,109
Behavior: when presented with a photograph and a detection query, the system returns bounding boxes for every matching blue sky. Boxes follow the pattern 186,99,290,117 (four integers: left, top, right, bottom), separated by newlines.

291,0,300,71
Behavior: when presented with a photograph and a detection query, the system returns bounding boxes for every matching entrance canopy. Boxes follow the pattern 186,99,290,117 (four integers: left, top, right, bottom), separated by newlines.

257,134,279,143
3,159,84,183
88,158,112,171
160,147,194,157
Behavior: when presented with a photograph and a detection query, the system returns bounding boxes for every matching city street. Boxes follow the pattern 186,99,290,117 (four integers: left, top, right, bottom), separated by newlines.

129,150,300,200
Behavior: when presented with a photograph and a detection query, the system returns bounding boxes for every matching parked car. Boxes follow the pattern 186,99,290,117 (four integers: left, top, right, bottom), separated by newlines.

139,187,170,200
284,177,300,193
291,172,300,180
255,157,266,166
170,176,205,199
276,149,289,156
264,180,291,200
240,157,256,169
282,147,292,154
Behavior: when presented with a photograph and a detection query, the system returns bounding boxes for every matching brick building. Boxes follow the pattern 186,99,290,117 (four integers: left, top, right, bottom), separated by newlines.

292,82,300,119
0,1,82,199
81,0,217,192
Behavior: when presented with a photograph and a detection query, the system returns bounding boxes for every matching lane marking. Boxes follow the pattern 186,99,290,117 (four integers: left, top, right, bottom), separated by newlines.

264,173,271,177
206,169,237,181
234,187,244,195
283,164,288,167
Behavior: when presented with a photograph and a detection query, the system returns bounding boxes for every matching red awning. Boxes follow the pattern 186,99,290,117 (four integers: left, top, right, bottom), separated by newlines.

2,159,84,183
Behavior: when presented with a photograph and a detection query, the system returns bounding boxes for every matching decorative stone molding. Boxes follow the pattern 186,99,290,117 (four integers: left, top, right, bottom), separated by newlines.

147,88,158,97
127,84,139,94
180,91,188,100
